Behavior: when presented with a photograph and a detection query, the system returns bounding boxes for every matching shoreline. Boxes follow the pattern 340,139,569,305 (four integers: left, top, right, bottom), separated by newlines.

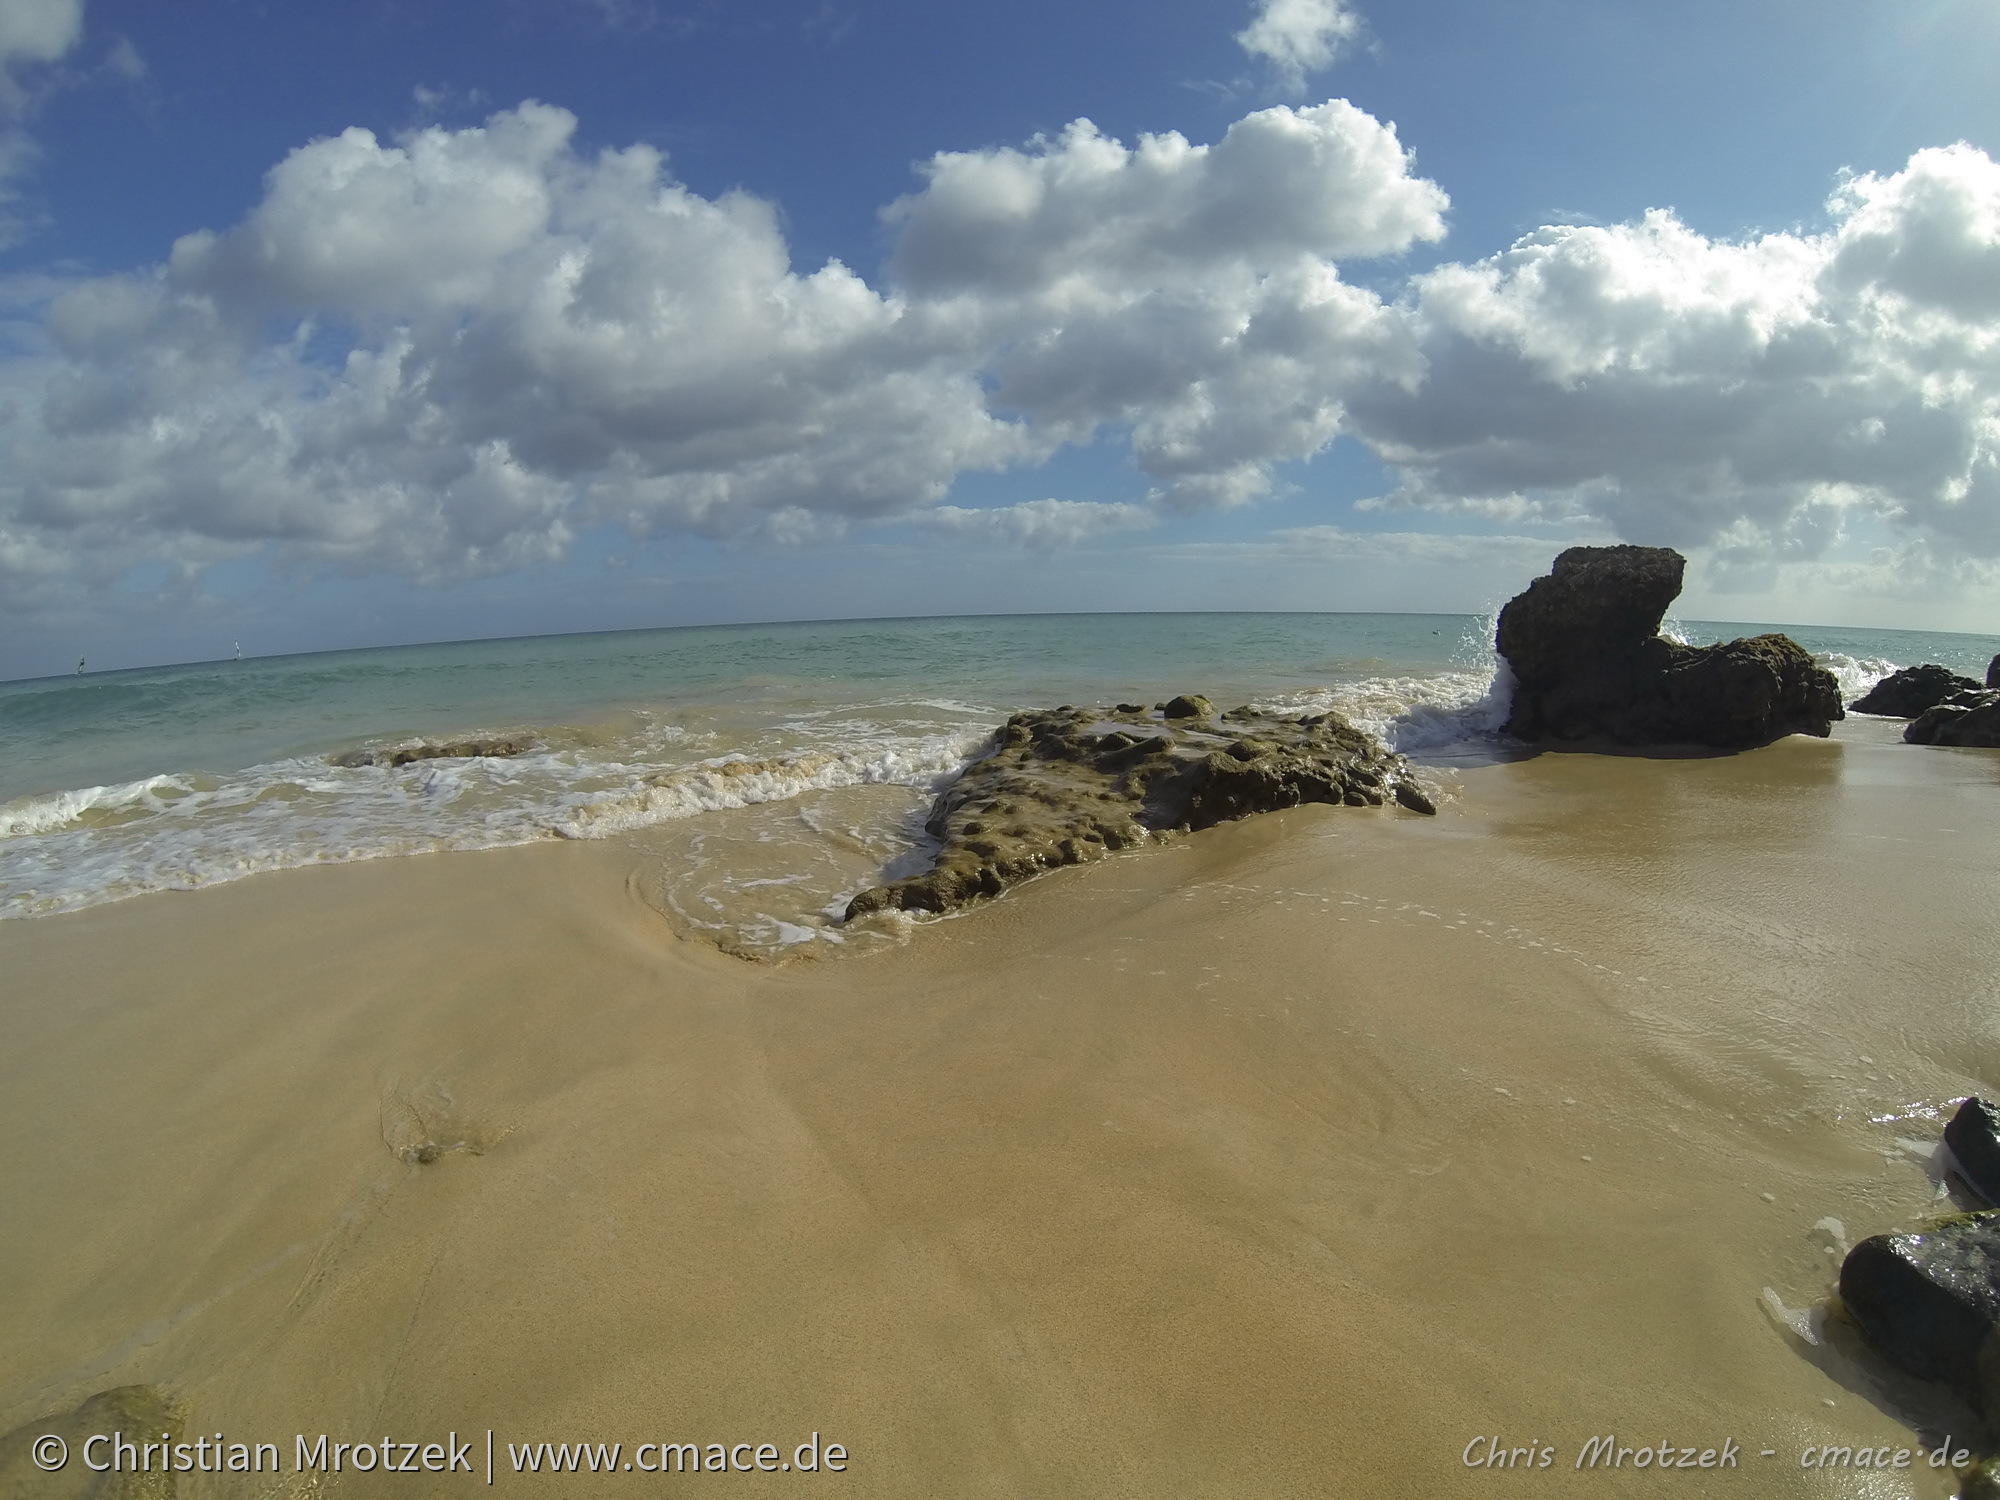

4,716,1996,1494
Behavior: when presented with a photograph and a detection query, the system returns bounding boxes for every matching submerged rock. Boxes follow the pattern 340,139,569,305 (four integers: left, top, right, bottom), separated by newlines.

1496,545,1842,749
1947,1098,2000,1205
1908,692,2000,748
1839,1213,2000,1419
0,1384,181,1497
1851,664,1982,718
844,702,1433,919
329,736,531,768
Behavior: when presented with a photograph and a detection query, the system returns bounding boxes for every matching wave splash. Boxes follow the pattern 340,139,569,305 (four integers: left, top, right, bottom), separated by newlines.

1253,662,1516,757
1816,653,1899,707
1,638,1911,944
0,712,996,923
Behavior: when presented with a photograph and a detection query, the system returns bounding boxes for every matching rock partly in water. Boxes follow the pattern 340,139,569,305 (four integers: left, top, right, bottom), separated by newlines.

1909,692,2000,748
329,736,532,769
1947,1099,2000,1205
1851,664,1983,718
845,702,1433,920
1839,1213,2000,1421
0,1384,182,1498
1988,655,2000,691
1160,693,1215,721
1496,545,1843,749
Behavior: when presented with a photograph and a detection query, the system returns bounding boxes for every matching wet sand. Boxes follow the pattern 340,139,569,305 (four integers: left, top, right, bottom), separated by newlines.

4,717,2000,1496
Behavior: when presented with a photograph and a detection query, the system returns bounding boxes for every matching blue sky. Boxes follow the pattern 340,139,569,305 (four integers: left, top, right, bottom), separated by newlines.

3,0,2000,676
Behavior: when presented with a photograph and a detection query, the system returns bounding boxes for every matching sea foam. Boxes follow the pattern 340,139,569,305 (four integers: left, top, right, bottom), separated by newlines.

1252,663,1515,756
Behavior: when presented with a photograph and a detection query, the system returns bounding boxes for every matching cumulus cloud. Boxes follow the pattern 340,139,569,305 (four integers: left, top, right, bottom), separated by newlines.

4,103,1032,595
1344,144,2000,569
6,82,2000,622
1236,0,1362,92
888,100,1445,506
0,96,1446,605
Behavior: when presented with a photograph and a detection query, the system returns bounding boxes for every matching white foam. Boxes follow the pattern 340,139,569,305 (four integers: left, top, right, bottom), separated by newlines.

1760,1286,1822,1346
551,731,990,839
1252,662,1516,754
0,720,994,921
1819,653,1901,705
0,775,206,838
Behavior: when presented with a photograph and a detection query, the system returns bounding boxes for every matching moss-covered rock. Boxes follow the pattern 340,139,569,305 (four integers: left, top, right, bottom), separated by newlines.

0,1386,182,1498
328,736,531,768
845,701,1433,919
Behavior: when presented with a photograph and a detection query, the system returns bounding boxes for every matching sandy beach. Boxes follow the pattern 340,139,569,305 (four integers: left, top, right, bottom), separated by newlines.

5,714,1998,1496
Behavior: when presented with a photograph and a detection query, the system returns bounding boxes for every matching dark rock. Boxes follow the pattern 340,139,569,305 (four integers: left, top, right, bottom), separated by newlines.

1394,780,1437,815
1839,1213,2000,1418
330,736,531,768
1161,694,1215,720
1988,655,2000,691
1909,691,2000,748
845,702,1434,919
1851,664,1982,717
1496,545,1843,748
1948,1099,2000,1205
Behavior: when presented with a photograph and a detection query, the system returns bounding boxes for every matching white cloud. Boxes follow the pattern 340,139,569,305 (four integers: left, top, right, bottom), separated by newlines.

6,85,2000,627
4,103,1033,595
1236,0,1362,93
888,100,1445,506
0,97,1446,608
0,0,82,245
0,0,82,74
913,498,1157,549
1344,144,2000,571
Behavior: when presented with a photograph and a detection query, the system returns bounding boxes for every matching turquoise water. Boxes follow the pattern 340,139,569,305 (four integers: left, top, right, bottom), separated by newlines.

1,611,1993,945
0,612,1497,801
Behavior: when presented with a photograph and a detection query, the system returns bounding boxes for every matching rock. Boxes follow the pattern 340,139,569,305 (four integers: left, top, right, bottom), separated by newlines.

1496,545,1843,748
1851,664,1982,717
1839,1213,2000,1418
1989,655,2000,690
845,701,1433,919
1909,691,2000,748
1947,1098,2000,1204
330,736,531,768
0,1384,181,1498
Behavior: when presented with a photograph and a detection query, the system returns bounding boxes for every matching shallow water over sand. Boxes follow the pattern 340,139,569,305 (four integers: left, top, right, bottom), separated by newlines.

7,610,1998,955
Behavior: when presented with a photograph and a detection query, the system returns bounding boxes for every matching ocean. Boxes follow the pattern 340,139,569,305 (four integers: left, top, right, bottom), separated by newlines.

3,611,1995,952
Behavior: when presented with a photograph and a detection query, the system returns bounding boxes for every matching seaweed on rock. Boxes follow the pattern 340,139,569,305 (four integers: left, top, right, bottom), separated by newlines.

845,700,1433,920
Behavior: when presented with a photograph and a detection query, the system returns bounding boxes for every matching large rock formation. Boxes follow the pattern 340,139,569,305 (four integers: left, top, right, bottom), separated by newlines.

845,701,1433,920
1496,545,1843,748
1908,691,2000,748
1851,664,1982,718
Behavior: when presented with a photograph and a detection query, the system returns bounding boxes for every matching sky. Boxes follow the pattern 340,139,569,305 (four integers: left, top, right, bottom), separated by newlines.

2,0,2000,677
